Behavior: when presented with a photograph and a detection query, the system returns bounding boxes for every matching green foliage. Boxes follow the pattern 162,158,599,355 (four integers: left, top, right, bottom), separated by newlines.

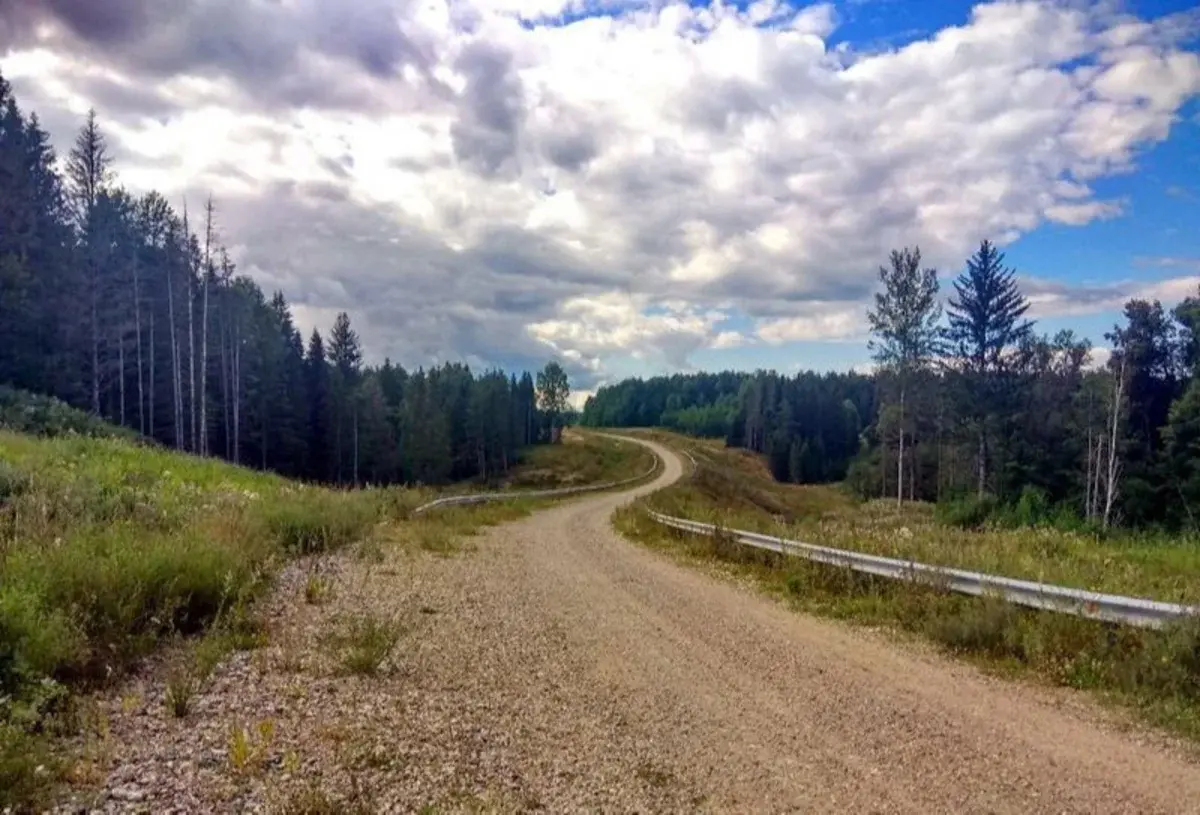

935,494,1000,529
325,614,403,677
0,723,57,811
0,387,139,441
262,492,381,555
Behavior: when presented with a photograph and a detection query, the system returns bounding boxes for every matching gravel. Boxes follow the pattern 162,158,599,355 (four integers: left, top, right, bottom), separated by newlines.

56,438,1200,814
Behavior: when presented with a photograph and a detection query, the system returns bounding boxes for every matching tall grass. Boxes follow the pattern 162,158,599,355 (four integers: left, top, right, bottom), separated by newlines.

0,429,405,808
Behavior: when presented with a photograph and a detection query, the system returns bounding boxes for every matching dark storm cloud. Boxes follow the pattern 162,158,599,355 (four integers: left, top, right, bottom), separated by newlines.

449,40,525,176
542,128,598,172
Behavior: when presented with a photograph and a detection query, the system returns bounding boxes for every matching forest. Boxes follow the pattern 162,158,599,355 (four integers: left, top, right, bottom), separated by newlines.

0,74,572,486
584,242,1200,531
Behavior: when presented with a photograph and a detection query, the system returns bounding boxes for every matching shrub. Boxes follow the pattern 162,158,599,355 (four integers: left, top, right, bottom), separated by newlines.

0,386,140,442
0,723,57,810
936,494,999,529
1009,486,1051,527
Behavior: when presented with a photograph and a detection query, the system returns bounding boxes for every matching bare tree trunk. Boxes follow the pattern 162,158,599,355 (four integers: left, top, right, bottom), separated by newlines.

353,407,359,486
1084,429,1094,520
976,425,987,500
91,258,100,416
133,255,144,435
167,250,182,448
199,197,214,457
232,323,241,465
187,274,196,451
220,300,230,459
149,301,155,439
117,326,126,427
896,382,905,507
1103,358,1126,529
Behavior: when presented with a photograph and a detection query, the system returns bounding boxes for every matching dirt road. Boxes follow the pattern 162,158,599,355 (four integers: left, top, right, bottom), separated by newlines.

394,436,1200,813
80,437,1200,813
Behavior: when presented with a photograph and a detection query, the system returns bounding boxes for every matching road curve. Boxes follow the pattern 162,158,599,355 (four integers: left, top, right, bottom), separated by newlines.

406,435,1200,813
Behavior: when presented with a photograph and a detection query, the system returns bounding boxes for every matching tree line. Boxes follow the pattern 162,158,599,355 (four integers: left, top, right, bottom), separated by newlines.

580,370,875,483
859,239,1200,530
583,237,1200,530
0,74,571,486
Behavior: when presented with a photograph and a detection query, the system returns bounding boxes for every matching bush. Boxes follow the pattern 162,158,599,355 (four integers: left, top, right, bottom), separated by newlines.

1008,486,1051,527
936,494,999,529
0,723,58,810
0,386,140,442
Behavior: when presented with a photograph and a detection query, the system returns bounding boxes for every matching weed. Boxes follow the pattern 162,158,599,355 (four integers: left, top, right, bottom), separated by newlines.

304,573,333,605
354,537,385,564
228,719,276,776
275,783,375,815
325,614,403,677
163,664,196,718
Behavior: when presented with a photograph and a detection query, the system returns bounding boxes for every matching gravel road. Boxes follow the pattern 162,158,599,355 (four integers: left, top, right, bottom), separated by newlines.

69,437,1200,813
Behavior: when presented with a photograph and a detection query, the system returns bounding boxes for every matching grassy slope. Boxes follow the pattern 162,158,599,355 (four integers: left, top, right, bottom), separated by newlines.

628,430,1200,603
0,420,650,809
614,429,1200,744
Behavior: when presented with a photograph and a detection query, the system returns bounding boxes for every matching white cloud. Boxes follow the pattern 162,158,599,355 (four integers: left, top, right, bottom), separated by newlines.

1023,274,1200,319
2,0,1198,386
756,307,865,344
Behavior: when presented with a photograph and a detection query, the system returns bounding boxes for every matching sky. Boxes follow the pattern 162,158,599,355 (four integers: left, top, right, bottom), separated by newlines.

1,0,1198,405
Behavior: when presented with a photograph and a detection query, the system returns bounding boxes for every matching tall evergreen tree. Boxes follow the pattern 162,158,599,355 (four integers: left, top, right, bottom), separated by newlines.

944,240,1033,498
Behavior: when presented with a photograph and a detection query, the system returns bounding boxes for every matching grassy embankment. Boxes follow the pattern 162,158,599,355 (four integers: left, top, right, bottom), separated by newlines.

0,391,651,809
615,429,1200,744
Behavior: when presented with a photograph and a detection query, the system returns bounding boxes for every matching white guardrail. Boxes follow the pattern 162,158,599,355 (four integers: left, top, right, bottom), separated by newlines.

412,436,1197,630
411,455,660,516
646,511,1200,630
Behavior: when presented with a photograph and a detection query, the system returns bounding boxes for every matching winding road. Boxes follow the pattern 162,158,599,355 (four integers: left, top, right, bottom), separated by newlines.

405,436,1200,813
80,436,1200,813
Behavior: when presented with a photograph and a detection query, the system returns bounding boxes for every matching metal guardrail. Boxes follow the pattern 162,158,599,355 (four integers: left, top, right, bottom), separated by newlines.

411,453,660,516
646,512,1200,630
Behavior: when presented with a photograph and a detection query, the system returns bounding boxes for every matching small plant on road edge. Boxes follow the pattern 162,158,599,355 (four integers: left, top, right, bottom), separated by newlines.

304,573,333,605
324,614,404,677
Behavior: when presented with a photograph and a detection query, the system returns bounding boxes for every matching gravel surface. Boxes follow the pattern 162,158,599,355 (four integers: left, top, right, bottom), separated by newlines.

58,438,1200,814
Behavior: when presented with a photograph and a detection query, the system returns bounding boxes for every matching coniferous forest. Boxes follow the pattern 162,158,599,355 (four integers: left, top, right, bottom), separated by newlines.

0,75,566,486
584,242,1200,532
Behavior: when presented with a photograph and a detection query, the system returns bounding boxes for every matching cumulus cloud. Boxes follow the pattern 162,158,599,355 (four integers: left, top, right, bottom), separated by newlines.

2,0,1199,388
1022,273,1200,319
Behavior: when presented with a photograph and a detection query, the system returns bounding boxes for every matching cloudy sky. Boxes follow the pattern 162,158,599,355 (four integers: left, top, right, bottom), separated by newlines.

1,0,1199,400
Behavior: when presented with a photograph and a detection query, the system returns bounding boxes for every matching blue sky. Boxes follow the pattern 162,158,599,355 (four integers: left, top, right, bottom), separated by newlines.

678,0,1200,380
3,0,1199,397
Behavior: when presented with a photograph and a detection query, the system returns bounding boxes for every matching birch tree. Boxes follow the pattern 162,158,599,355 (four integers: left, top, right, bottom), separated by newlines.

867,247,941,506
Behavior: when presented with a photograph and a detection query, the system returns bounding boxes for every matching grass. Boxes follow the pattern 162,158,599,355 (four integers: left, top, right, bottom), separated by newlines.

615,429,1200,744
0,411,659,810
323,614,404,677
499,429,657,490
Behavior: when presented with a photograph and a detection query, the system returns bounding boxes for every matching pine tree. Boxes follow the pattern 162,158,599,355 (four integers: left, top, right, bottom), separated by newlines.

944,240,1034,498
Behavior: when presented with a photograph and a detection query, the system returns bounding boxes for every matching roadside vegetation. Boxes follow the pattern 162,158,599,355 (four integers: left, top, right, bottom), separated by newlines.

501,430,657,490
0,407,649,810
616,429,1200,744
